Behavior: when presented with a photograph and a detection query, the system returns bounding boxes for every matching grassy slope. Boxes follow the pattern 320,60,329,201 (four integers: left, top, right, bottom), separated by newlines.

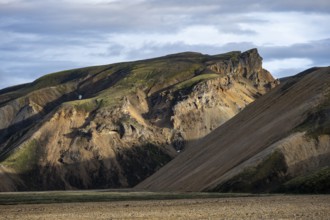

1,139,40,174
213,151,288,193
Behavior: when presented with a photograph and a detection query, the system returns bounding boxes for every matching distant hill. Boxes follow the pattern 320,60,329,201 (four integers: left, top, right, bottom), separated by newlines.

0,49,277,191
137,67,330,193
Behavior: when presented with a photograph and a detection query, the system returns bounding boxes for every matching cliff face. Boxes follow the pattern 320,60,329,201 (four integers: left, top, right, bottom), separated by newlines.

137,67,330,193
0,49,277,191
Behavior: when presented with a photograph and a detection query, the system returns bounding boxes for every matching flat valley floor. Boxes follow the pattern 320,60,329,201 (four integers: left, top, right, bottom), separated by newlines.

1,195,329,219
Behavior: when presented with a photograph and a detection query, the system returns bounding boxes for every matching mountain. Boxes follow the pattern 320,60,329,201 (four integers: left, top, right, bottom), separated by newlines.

0,49,277,191
137,67,330,193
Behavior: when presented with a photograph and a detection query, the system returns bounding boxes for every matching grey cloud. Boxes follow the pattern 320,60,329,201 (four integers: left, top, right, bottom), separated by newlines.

2,0,326,53
0,0,329,89
0,2,194,34
271,67,307,79
149,0,330,13
106,44,125,57
0,56,82,88
259,0,330,12
259,39,330,65
4,0,324,37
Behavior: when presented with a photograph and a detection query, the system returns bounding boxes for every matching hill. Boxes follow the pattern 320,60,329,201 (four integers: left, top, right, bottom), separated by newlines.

0,49,277,191
137,67,330,193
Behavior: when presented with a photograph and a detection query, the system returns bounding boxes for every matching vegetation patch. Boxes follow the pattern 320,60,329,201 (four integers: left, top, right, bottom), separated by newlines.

173,73,220,91
1,139,40,174
69,98,100,112
213,151,288,193
278,167,330,194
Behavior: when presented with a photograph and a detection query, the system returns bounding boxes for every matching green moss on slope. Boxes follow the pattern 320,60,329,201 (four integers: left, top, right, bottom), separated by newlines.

1,139,40,174
67,98,101,112
173,74,220,91
279,167,330,194
213,151,288,193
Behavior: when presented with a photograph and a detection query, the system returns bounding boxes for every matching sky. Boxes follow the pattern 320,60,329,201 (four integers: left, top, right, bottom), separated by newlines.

0,0,329,89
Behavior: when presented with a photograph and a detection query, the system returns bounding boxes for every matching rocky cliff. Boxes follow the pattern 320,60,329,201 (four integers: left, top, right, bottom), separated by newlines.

0,49,277,191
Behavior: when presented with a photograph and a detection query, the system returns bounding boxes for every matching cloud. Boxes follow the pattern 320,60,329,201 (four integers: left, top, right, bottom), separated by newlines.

148,0,330,13
263,58,314,78
259,38,330,77
260,39,330,64
0,67,32,89
0,0,329,89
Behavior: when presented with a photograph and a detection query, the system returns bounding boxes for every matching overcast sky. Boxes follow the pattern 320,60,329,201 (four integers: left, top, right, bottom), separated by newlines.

0,0,329,89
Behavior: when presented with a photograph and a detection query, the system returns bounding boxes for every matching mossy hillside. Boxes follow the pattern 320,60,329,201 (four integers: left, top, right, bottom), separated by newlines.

115,60,205,94
279,167,330,194
28,67,94,91
70,55,212,110
14,51,244,112
213,151,288,193
1,139,40,174
11,50,243,100
68,85,135,112
98,50,240,96
0,65,104,107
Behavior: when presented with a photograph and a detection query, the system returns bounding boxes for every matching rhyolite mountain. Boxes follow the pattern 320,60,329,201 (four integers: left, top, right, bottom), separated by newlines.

137,67,330,193
0,49,278,191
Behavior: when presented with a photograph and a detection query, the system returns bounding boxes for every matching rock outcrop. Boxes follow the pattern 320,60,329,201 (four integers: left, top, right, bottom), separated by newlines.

0,49,277,191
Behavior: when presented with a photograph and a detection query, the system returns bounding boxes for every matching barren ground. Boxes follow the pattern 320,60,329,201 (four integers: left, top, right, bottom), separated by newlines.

1,195,329,219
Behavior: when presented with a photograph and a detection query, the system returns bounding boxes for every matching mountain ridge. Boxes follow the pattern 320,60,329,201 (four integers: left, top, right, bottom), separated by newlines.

0,48,278,191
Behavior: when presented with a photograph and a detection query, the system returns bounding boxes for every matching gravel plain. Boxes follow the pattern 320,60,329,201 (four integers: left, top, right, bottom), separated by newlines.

0,195,329,219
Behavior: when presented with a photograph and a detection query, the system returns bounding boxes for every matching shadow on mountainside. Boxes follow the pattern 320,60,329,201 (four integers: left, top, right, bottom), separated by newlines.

0,141,175,192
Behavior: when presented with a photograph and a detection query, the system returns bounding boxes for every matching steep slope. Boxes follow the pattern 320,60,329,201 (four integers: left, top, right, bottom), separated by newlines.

0,49,277,191
137,67,330,193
